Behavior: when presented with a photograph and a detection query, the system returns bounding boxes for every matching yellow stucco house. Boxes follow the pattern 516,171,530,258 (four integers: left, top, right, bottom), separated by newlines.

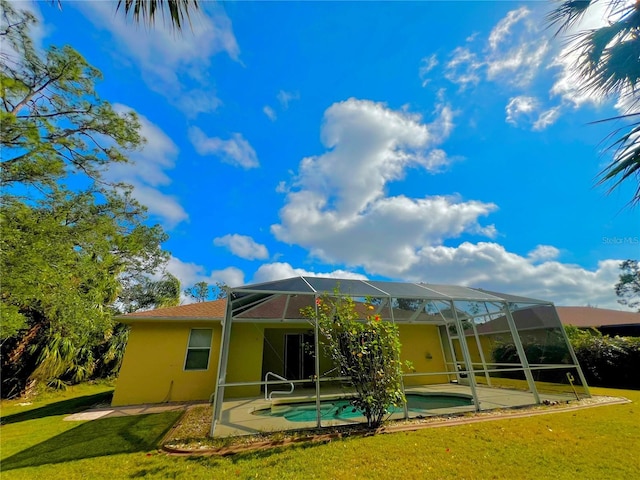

112,276,590,436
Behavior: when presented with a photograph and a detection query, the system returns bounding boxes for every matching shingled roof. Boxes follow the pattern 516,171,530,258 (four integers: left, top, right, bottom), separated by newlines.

556,306,640,328
119,299,226,321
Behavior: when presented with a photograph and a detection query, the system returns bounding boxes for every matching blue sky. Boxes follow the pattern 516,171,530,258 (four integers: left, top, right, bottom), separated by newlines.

24,0,639,308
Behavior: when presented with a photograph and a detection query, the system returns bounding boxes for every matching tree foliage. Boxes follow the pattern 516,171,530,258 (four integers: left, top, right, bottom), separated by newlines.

615,259,640,311
302,294,409,428
117,273,181,314
0,1,171,397
183,281,227,302
549,0,640,206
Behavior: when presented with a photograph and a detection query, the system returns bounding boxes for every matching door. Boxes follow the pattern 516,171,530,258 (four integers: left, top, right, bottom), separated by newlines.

284,333,315,380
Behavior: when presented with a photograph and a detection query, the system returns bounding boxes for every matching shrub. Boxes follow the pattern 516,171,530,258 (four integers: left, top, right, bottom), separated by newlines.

301,294,409,428
566,327,640,389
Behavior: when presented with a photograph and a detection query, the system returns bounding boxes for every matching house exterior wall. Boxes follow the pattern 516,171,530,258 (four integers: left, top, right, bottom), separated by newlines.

224,323,265,398
113,321,452,406
112,321,222,406
398,324,449,385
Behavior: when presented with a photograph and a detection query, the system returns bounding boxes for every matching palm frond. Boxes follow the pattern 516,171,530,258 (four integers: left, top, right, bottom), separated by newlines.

116,0,200,31
547,0,594,35
595,114,640,206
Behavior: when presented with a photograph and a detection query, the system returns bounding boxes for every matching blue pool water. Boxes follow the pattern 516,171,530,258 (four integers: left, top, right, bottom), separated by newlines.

253,394,473,422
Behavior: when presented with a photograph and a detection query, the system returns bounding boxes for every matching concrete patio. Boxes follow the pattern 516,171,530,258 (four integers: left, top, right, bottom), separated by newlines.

214,383,577,437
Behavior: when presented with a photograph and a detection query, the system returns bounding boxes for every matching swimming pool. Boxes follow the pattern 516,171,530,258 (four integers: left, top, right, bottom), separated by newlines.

252,393,474,423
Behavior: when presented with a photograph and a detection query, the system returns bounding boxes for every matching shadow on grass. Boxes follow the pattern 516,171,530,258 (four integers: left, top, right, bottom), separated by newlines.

2,411,182,471
1,391,114,425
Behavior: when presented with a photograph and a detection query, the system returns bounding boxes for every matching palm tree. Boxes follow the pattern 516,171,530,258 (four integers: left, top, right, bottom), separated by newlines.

548,0,640,206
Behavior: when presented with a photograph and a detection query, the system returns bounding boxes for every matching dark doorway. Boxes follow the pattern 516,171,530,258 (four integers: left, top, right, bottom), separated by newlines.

284,333,315,380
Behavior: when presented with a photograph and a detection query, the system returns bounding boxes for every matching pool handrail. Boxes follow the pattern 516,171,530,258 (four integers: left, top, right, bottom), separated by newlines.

264,371,295,400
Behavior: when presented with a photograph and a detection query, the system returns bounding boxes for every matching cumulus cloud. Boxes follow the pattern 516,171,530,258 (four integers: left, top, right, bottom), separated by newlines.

211,266,245,288
76,2,239,116
272,98,497,274
527,245,561,262
189,127,259,169
107,105,187,227
214,234,269,260
252,263,367,284
399,242,623,309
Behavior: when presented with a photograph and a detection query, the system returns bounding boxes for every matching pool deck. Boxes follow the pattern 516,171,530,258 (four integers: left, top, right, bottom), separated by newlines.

213,383,576,438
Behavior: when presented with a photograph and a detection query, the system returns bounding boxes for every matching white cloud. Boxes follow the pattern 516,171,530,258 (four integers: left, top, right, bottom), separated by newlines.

189,127,259,169
165,256,245,303
126,183,187,227
402,242,624,309
533,107,561,131
505,96,560,131
210,266,245,288
488,7,530,51
166,256,209,290
419,54,439,87
445,47,482,89
107,104,187,227
277,90,300,109
505,95,538,126
486,40,549,86
76,2,239,116
252,263,367,284
272,98,497,274
214,234,269,260
443,7,549,90
527,245,561,262
263,105,277,121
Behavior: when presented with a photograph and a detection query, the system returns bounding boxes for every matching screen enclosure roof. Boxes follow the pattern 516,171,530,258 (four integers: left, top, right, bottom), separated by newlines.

228,276,551,305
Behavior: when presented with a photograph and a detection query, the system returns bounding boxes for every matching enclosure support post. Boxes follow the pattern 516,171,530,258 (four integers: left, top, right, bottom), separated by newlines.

470,318,492,387
210,298,234,437
451,301,481,412
557,309,591,398
503,304,541,404
314,296,322,428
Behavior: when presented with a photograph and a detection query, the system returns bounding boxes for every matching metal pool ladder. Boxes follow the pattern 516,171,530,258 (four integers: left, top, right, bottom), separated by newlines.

264,372,294,400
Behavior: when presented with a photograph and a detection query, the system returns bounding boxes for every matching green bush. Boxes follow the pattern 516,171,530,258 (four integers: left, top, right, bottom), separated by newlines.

492,327,640,389
566,326,640,389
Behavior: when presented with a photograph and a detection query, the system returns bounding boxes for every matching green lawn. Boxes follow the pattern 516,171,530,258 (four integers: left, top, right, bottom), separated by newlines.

1,383,638,479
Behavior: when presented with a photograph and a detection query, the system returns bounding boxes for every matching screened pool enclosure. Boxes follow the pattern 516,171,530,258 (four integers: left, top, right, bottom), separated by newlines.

210,277,590,437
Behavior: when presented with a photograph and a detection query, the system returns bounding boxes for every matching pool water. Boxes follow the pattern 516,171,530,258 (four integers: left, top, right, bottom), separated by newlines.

253,394,473,423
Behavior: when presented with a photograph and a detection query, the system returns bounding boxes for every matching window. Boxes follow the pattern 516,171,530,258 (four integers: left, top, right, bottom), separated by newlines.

184,329,213,370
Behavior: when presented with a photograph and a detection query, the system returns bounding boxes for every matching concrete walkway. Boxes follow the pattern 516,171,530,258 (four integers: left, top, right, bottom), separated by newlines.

64,402,200,421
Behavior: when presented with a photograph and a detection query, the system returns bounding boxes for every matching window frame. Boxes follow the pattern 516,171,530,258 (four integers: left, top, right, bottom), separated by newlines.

183,328,213,371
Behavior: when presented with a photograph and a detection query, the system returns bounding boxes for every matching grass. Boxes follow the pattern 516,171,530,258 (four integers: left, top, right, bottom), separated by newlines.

1,383,638,479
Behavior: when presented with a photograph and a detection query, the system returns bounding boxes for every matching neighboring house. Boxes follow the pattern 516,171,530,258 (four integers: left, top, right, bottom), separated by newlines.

555,307,640,337
112,277,590,414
